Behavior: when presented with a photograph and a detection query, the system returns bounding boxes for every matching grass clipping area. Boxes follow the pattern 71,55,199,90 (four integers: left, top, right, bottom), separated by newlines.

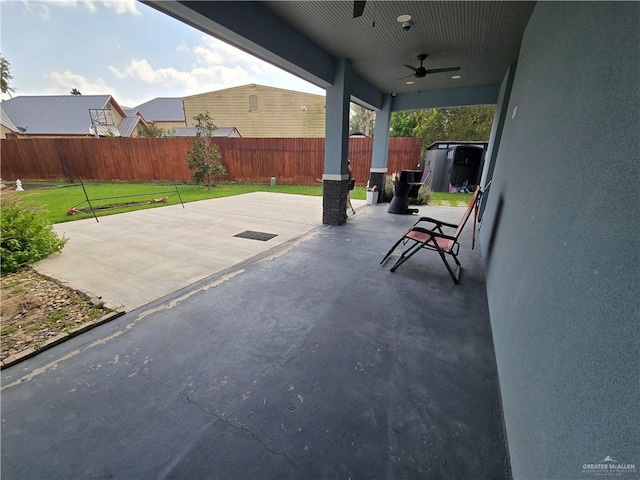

0,268,112,362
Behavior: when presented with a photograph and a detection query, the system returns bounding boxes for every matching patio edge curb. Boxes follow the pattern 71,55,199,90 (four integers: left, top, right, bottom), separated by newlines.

1,310,126,370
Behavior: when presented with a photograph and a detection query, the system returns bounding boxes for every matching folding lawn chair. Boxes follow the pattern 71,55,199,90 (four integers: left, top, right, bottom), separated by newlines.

347,178,356,215
380,185,483,284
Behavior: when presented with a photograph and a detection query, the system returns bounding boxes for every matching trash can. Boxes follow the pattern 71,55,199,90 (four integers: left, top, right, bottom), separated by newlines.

270,177,276,187
366,190,379,205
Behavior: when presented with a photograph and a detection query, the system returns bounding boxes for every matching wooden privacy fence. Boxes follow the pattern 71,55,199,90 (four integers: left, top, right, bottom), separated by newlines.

0,137,421,186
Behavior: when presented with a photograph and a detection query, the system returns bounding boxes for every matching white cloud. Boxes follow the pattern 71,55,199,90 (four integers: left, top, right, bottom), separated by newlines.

189,36,323,93
20,1,51,20
101,0,140,15
107,35,321,98
107,34,325,102
45,70,113,95
108,59,253,96
191,36,285,78
20,0,140,16
42,70,144,107
193,36,257,66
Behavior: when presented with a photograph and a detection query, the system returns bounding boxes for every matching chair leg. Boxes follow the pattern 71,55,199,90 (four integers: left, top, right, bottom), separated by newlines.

390,241,424,272
439,251,462,284
347,193,356,215
380,236,408,265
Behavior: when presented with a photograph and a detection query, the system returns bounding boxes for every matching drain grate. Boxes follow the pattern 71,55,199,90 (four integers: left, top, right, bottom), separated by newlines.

234,230,278,242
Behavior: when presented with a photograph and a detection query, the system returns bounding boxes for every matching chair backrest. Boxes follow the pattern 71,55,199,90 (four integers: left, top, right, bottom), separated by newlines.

453,186,482,239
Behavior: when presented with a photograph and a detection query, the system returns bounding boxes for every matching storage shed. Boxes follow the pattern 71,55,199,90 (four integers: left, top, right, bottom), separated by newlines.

420,141,488,192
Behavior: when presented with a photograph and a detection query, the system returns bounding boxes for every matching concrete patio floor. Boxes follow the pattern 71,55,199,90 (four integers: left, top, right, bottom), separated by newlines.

36,192,364,311
1,197,509,479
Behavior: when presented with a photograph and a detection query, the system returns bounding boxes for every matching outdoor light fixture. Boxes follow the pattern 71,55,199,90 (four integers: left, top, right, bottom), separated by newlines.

397,14,413,31
406,81,414,85
452,75,461,79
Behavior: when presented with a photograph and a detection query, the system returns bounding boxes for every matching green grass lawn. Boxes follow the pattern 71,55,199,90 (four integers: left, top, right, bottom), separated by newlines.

15,182,337,224
430,191,474,205
13,181,470,224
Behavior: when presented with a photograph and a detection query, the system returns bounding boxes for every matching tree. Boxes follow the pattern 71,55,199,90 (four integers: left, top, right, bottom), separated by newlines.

1,55,15,97
186,112,226,190
349,103,375,136
70,88,82,95
389,106,495,144
390,110,426,137
137,123,165,138
414,105,496,146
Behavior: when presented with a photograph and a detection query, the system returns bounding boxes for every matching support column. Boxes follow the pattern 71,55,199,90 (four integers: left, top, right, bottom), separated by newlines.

370,94,392,202
323,58,352,225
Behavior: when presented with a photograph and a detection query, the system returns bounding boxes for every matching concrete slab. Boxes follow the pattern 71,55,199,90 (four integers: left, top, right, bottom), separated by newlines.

1,203,509,479
35,192,365,311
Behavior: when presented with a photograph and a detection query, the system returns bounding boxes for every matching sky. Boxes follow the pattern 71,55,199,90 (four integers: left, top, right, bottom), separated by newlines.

0,0,325,108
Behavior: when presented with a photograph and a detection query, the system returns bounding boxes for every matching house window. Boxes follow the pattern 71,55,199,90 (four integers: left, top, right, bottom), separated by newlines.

249,95,259,112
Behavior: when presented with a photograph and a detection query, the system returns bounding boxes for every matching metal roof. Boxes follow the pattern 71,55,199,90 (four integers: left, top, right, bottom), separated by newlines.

133,97,185,122
0,95,126,135
123,108,141,117
0,105,19,132
213,126,241,137
118,116,142,137
90,124,121,137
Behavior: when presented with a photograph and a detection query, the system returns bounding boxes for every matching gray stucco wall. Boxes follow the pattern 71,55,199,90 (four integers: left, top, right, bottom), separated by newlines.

480,3,639,479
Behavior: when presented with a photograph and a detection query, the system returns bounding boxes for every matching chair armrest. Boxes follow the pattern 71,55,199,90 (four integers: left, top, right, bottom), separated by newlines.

415,217,458,229
412,227,457,242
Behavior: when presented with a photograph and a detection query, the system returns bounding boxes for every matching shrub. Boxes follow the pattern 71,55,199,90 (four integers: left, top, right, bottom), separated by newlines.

383,172,398,202
382,173,431,205
410,186,432,205
1,193,68,273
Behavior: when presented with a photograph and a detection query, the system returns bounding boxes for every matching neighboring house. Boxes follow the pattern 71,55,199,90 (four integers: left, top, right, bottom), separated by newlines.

132,97,186,129
0,95,146,138
182,84,326,137
1,105,21,139
173,126,242,137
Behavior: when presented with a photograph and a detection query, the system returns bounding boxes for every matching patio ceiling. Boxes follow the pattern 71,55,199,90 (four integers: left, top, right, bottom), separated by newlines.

144,1,535,106
264,1,535,95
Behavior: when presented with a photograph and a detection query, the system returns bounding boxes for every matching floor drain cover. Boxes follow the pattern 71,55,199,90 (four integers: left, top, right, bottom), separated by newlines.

234,230,278,241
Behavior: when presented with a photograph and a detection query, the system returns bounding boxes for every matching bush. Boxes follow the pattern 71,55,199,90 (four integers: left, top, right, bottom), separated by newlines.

1,194,68,273
410,186,432,205
382,173,431,205
383,173,397,202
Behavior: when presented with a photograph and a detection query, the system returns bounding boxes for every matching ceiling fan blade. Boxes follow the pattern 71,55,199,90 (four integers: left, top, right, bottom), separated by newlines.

353,1,366,18
403,64,418,72
397,73,416,80
424,67,461,74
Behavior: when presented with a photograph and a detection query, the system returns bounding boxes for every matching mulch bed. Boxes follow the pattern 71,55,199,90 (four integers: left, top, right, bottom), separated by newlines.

1,268,113,362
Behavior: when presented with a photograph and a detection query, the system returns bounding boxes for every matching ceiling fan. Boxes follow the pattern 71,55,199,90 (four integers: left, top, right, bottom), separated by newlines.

399,54,460,80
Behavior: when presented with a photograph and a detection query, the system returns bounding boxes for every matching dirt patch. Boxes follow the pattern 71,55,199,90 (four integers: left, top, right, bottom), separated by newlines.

1,268,113,361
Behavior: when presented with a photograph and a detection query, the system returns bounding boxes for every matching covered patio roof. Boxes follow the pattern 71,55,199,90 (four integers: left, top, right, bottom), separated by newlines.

143,1,535,110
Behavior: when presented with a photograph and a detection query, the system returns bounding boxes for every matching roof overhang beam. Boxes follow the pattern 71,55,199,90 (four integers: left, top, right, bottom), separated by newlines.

392,84,501,111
